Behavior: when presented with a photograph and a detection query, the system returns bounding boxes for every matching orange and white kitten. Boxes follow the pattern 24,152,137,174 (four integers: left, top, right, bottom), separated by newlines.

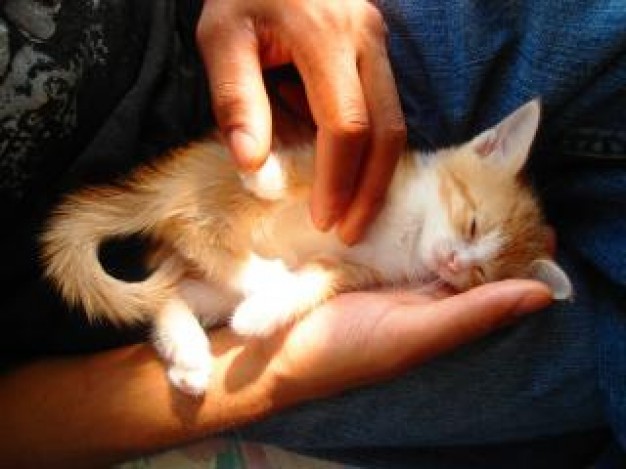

41,100,572,395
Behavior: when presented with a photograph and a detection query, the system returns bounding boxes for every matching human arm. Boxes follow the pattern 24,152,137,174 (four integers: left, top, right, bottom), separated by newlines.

195,0,407,244
0,280,551,467
0,332,275,468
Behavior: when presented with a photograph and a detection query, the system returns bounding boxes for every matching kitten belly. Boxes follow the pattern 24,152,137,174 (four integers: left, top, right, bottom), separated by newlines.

250,201,433,286
250,200,343,267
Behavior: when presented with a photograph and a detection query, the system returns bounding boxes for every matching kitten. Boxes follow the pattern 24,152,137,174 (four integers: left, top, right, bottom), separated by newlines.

41,100,572,395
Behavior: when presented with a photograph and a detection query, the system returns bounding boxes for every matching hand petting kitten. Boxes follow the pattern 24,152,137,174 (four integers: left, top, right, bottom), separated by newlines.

196,0,406,244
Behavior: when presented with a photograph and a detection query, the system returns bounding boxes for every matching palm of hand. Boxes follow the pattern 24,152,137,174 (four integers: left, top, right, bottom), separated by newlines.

265,280,552,403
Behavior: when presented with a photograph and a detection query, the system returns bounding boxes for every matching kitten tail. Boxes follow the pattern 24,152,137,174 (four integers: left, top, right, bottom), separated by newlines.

40,187,183,325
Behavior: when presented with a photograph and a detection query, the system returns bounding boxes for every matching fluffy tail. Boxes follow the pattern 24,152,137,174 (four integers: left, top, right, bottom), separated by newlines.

41,185,184,325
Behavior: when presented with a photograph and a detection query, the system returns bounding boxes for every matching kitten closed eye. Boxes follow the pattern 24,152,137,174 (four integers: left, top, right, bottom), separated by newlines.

467,215,478,241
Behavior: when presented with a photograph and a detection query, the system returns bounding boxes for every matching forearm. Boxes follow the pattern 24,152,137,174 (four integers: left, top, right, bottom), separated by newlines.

0,328,282,468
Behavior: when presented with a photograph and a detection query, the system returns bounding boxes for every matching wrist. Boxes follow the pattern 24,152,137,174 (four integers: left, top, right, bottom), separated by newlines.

207,327,327,416
200,327,292,428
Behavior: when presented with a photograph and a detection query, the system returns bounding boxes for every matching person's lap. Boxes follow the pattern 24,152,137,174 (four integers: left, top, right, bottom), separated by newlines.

238,0,626,455
238,252,605,449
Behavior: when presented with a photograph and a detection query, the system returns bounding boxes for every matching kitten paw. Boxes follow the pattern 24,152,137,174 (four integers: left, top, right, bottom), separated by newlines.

155,324,213,395
239,152,287,200
230,263,330,337
167,361,212,397
230,297,287,337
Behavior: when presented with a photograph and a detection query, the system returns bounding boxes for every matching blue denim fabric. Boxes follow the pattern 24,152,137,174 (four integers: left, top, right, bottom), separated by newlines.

241,0,626,456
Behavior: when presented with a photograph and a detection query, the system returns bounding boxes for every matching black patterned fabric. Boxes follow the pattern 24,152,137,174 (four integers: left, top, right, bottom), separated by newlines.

0,0,212,364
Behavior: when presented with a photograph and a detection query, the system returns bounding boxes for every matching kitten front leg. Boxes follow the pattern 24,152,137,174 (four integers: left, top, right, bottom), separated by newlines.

153,296,212,396
231,258,381,337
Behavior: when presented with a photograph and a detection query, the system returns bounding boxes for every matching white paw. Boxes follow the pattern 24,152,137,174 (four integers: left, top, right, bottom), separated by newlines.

239,152,287,200
230,297,287,337
167,360,212,397
157,333,213,395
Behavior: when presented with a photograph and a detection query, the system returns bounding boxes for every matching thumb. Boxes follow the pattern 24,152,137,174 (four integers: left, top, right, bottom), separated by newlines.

397,280,553,364
199,23,271,170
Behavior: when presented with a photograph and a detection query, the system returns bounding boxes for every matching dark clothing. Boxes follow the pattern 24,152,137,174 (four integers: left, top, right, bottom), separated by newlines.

0,0,210,364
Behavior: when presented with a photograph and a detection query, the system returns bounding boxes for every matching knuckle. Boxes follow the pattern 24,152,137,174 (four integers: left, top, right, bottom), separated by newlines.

311,2,348,33
327,111,371,141
196,6,247,49
195,20,209,46
212,80,241,105
195,11,222,46
362,5,388,41
211,81,248,121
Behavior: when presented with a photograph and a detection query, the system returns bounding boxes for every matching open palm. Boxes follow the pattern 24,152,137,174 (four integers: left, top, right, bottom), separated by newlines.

265,280,553,404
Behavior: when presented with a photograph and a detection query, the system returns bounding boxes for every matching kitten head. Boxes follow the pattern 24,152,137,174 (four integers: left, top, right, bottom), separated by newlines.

420,100,572,299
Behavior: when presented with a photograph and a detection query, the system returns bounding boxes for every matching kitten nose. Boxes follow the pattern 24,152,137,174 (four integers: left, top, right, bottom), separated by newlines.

446,252,461,273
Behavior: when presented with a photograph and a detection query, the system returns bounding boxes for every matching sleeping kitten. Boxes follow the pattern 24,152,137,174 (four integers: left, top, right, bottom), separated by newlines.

41,100,572,395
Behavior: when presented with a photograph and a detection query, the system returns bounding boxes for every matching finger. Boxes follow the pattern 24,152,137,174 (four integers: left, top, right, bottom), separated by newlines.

292,43,370,231
337,43,406,244
392,280,553,365
196,14,271,170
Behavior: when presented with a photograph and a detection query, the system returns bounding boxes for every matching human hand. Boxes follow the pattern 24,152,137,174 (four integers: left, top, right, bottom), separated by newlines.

0,281,550,468
246,279,553,405
196,0,407,244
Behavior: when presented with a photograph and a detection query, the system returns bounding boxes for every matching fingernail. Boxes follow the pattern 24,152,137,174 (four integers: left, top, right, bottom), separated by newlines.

337,220,360,246
229,129,260,170
315,213,335,232
311,203,335,232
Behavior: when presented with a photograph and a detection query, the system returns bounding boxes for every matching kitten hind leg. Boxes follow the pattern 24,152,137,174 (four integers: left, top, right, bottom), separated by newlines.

177,277,240,328
153,295,213,396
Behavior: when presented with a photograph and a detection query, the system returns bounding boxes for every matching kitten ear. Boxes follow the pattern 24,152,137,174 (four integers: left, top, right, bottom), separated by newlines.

527,259,573,301
471,99,541,175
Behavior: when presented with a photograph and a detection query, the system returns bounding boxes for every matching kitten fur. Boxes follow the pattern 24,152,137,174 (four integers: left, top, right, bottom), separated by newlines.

41,100,572,395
